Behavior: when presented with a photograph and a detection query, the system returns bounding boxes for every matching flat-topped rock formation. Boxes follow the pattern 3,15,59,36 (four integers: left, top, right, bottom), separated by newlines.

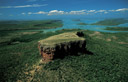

38,32,86,62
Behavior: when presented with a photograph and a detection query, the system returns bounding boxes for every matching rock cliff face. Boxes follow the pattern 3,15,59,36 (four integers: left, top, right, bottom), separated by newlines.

38,40,86,62
38,32,86,62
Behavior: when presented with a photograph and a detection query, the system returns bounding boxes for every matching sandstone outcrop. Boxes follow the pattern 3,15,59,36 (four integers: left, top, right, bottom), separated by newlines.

38,32,86,62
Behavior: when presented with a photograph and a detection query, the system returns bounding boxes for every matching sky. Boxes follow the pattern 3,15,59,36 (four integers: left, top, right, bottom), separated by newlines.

0,0,128,20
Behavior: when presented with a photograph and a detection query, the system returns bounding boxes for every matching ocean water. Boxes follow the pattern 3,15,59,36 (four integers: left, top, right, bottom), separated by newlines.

43,18,128,33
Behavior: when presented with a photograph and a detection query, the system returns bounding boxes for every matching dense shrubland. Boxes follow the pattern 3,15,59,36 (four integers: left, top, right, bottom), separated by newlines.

0,29,128,82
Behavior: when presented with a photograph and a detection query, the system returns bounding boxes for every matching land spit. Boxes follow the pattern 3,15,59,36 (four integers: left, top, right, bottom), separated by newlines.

38,32,86,62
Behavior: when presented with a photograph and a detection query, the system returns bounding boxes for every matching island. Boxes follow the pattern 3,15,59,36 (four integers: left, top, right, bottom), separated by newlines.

105,27,128,31
91,18,128,26
38,32,86,62
0,20,63,31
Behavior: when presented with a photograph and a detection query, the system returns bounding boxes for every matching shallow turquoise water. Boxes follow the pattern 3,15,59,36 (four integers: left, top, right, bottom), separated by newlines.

43,19,128,33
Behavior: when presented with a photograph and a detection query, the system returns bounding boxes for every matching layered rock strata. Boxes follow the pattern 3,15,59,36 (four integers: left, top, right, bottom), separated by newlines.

38,32,86,62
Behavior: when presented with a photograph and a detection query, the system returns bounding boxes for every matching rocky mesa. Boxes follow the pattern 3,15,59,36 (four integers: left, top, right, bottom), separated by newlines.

38,32,86,62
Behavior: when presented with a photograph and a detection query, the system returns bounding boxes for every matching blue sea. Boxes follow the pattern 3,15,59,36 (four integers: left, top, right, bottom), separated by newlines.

43,18,128,33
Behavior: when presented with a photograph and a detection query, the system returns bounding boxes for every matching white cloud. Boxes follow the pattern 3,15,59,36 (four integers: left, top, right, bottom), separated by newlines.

69,10,86,15
35,11,48,14
104,12,108,14
21,13,26,15
0,4,48,8
21,8,128,16
47,10,86,15
24,11,47,15
116,8,128,12
87,10,108,14
48,10,65,15
28,12,33,15
109,8,128,12
96,10,106,12
91,10,107,14
87,10,96,12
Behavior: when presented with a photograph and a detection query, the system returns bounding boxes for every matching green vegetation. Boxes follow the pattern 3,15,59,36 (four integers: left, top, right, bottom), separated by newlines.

78,22,88,25
105,27,128,31
0,29,69,82
39,32,85,47
91,18,128,26
0,27,128,82
31,30,128,82
0,20,63,31
33,31,128,82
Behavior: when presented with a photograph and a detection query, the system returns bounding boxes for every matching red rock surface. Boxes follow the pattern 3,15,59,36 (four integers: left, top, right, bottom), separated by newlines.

38,40,86,62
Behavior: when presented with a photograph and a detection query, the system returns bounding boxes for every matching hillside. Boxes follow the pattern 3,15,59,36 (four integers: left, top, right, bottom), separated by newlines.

0,29,128,82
